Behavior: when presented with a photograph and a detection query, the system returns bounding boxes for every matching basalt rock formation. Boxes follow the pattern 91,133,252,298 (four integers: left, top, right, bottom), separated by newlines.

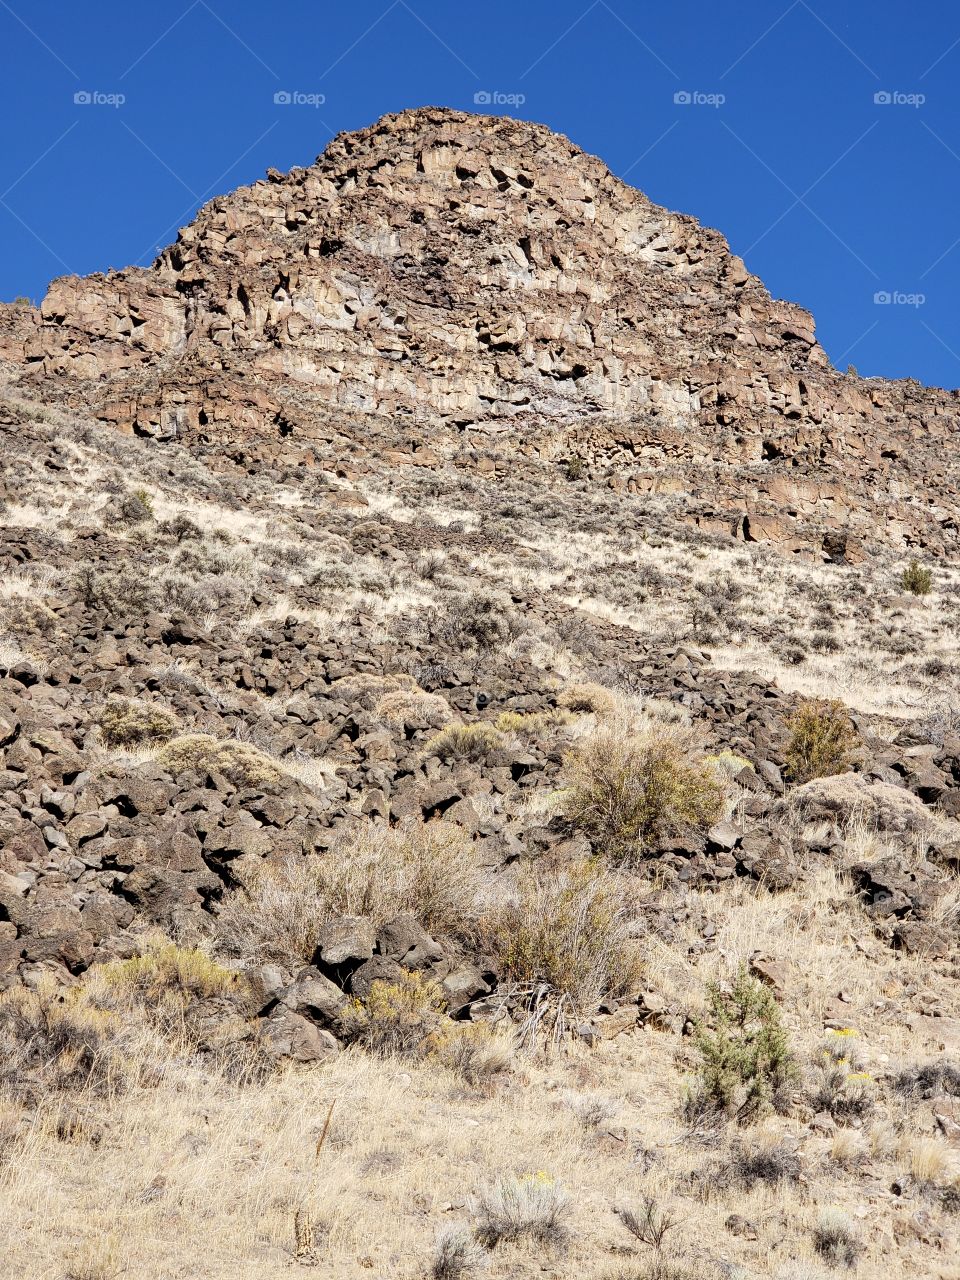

1,107,958,559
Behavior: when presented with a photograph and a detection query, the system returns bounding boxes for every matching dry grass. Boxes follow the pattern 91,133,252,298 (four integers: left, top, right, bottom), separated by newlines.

0,805,956,1278
216,821,484,964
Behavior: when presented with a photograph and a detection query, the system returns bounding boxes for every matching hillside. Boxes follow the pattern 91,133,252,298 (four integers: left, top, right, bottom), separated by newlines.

0,108,959,1280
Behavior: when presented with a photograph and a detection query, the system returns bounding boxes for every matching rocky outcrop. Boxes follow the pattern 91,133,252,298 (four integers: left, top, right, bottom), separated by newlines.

1,107,958,557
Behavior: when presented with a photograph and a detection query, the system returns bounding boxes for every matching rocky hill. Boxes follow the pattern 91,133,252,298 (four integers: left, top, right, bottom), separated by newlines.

2,106,959,559
0,109,959,1280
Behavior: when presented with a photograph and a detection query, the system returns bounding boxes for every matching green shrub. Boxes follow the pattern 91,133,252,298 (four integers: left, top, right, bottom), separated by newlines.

104,941,238,1002
565,455,584,481
98,697,180,748
784,698,857,783
564,727,725,863
686,967,798,1121
901,559,932,596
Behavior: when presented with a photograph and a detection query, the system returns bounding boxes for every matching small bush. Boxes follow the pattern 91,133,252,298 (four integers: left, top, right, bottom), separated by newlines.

105,941,238,1002
98,697,180,748
812,1208,861,1268
901,559,932,596
784,699,857,784
117,488,154,524
426,722,504,763
809,1057,875,1125
557,682,616,716
429,1224,486,1280
565,455,584,481
375,689,453,729
894,1058,960,1099
494,708,572,735
328,672,418,710
566,1091,619,1132
615,1197,677,1248
564,727,725,863
490,861,642,1015
909,1136,954,1189
432,593,515,652
76,565,159,616
100,941,250,1053
344,972,446,1057
724,1138,802,1187
156,734,284,788
431,1022,514,1087
0,982,114,1097
687,967,798,1121
471,1173,571,1251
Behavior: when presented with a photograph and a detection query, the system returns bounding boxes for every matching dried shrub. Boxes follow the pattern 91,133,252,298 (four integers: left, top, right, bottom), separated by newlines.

116,488,154,524
615,1197,677,1248
784,699,858,784
0,982,115,1098
723,1138,802,1187
328,672,418,710
429,1224,486,1280
97,697,180,748
431,1022,514,1087
893,1058,960,1099
908,1137,953,1189
557,682,616,716
375,689,453,729
426,722,504,763
216,821,481,964
432,593,516,651
812,1209,861,1267
686,967,798,1122
809,1034,875,1124
156,734,284,788
471,1173,571,1251
490,862,642,1015
564,727,725,863
76,565,159,617
343,972,446,1057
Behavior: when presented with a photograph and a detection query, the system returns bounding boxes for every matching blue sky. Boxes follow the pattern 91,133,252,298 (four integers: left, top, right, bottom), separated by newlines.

1,1,959,387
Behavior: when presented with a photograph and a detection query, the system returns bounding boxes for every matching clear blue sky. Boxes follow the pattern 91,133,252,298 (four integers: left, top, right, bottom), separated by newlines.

1,1,958,387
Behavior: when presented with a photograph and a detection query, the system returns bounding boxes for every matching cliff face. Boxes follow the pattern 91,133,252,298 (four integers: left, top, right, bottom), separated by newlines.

2,106,958,556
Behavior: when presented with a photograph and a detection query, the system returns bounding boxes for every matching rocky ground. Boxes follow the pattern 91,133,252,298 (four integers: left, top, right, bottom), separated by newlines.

0,108,959,1280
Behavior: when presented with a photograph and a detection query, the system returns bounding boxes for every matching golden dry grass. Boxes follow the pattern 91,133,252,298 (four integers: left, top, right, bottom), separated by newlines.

1,861,957,1279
